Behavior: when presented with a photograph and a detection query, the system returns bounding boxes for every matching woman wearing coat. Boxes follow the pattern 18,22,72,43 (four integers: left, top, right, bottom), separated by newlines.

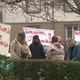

66,39,76,60
29,35,45,59
46,36,65,60
10,32,31,59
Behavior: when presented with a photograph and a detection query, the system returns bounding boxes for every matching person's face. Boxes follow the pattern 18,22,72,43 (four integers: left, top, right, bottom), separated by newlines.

17,36,25,43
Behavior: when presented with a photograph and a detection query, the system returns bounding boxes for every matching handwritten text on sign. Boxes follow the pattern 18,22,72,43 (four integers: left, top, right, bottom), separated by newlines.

23,27,54,45
0,24,11,56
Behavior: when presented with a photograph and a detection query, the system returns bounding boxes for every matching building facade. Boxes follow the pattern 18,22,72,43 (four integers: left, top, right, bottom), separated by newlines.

1,1,80,42
6,21,80,43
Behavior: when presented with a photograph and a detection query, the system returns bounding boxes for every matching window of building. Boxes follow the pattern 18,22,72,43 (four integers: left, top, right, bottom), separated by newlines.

65,24,80,40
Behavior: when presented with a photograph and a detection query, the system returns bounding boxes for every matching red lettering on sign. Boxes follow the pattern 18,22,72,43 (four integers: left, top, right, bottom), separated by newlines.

0,26,10,34
75,31,80,35
24,29,45,35
0,40,8,47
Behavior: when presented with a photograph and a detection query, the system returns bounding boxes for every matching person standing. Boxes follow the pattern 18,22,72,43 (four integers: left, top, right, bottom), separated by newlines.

72,42,80,61
66,39,76,60
57,36,66,60
29,35,45,59
46,36,65,60
10,32,31,59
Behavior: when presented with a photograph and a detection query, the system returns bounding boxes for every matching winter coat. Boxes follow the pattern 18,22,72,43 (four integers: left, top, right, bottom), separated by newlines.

46,42,65,60
72,44,80,60
21,42,32,59
10,39,22,59
29,40,45,59
67,46,75,60
10,39,31,59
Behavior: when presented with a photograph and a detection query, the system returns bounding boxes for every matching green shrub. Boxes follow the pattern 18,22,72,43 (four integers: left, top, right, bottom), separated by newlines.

0,55,80,80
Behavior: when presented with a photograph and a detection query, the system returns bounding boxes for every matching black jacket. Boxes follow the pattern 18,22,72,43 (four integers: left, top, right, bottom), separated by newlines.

29,40,45,59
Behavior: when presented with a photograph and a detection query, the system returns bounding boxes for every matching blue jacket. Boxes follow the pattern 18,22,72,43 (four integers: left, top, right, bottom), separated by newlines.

72,44,80,60
67,46,75,60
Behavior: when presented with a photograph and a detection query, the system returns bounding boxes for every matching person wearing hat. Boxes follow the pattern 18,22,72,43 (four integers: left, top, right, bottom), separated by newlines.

10,32,31,59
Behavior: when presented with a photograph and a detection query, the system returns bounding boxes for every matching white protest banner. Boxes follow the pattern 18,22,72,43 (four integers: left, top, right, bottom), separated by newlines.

74,30,80,41
23,27,54,46
0,23,11,56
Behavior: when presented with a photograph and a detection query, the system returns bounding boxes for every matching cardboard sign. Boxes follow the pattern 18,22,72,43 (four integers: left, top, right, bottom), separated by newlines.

0,23,11,56
23,27,54,46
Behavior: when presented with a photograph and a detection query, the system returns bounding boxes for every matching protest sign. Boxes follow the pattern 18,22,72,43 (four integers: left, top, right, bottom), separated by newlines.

0,23,11,56
23,27,54,46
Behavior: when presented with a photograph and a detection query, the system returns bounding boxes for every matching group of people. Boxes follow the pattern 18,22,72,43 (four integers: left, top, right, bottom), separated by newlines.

10,32,45,59
10,32,80,61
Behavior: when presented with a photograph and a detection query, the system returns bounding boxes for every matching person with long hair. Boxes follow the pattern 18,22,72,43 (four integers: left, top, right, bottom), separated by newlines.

29,35,45,59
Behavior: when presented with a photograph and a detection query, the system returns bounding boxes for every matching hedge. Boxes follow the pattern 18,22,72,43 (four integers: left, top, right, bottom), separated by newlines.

0,55,80,80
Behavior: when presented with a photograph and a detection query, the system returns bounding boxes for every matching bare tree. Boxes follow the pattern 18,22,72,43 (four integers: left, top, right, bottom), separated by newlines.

0,0,63,21
0,0,80,17
0,0,80,22
61,0,80,14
